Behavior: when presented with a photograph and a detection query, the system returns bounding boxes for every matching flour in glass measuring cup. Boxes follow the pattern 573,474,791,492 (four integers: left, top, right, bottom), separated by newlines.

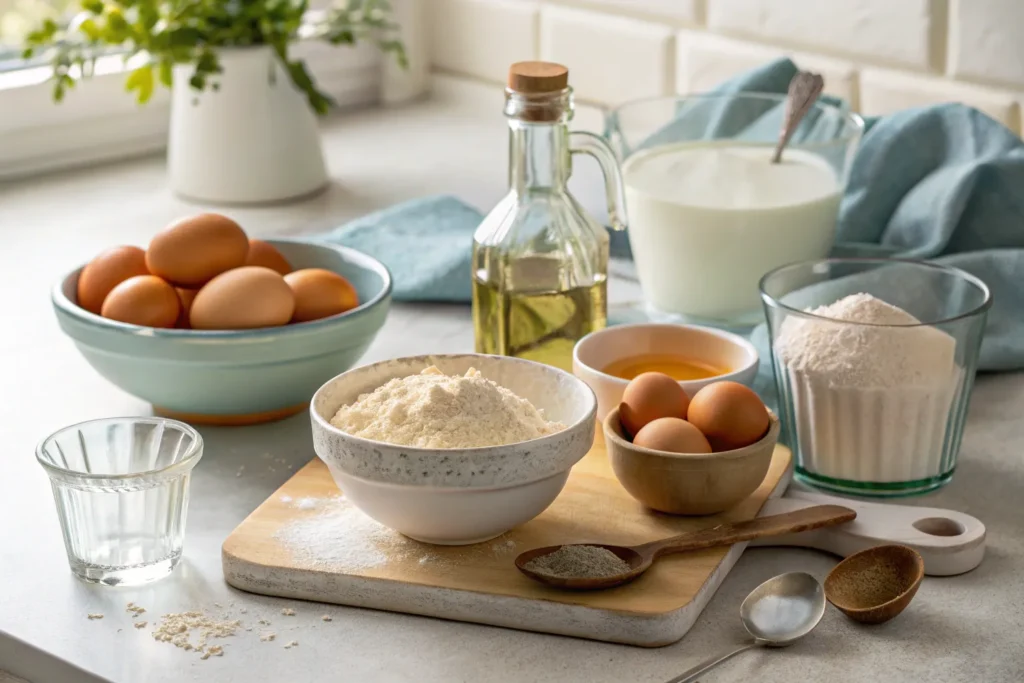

623,141,841,319
774,293,962,483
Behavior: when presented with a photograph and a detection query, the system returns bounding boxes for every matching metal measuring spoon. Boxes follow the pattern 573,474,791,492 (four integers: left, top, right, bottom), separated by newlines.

771,70,825,164
664,572,826,683
515,505,855,590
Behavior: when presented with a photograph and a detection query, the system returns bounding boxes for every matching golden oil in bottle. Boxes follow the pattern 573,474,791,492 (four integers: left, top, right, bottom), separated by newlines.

471,61,627,371
473,266,606,373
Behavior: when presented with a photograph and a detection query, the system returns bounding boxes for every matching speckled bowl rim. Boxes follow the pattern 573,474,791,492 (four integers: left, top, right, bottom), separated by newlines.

573,322,760,389
310,354,598,488
603,406,779,461
311,354,597,455
52,238,392,339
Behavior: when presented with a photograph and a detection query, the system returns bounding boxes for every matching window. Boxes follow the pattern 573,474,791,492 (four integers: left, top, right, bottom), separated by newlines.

0,0,70,68
0,1,386,180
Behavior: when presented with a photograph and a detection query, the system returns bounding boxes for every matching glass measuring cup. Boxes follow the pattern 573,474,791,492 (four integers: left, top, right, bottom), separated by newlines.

606,93,863,325
36,417,203,585
761,258,991,496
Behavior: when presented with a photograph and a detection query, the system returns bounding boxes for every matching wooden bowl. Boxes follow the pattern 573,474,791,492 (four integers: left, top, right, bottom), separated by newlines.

603,407,779,515
824,544,924,624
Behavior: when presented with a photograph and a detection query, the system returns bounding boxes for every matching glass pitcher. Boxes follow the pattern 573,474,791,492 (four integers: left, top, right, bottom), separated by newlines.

472,61,628,372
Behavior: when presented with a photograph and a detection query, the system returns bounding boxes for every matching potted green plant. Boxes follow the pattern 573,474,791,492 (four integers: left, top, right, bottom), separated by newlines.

22,0,407,204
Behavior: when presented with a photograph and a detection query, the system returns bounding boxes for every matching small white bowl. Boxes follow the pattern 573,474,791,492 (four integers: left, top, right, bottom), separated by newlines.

310,354,597,545
573,323,759,421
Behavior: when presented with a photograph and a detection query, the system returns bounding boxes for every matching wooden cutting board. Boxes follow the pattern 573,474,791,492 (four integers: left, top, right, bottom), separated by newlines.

222,430,793,647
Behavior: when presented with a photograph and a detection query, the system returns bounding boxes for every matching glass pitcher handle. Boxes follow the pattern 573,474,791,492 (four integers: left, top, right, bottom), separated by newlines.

569,130,629,232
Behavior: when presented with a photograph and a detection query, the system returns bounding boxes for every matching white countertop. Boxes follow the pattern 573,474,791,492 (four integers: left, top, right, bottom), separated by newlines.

1,76,1021,683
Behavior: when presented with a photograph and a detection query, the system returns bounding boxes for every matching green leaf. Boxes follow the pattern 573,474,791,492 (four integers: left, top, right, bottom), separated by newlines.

158,60,173,87
107,10,130,35
125,64,154,103
138,3,159,30
20,0,406,112
78,18,102,41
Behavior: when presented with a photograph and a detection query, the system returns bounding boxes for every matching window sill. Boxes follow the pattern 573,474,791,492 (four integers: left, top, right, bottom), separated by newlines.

0,40,383,181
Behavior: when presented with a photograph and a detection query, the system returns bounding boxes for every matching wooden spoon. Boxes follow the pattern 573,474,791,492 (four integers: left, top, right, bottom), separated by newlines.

824,544,924,624
515,505,856,590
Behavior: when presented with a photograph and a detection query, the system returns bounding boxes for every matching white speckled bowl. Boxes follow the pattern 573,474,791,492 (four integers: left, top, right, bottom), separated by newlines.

310,354,597,544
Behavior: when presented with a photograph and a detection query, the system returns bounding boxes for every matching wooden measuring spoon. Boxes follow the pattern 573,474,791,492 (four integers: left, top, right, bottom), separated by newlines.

824,544,924,624
515,504,856,590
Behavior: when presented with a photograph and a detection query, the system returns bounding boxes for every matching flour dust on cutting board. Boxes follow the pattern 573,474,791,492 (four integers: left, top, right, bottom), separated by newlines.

273,495,520,571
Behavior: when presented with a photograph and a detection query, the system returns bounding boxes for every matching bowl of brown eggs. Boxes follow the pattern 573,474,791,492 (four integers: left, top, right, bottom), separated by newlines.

53,213,391,425
603,374,778,515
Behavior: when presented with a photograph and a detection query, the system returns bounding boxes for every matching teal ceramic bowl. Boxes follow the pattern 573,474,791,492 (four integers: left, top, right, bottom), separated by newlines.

53,239,391,425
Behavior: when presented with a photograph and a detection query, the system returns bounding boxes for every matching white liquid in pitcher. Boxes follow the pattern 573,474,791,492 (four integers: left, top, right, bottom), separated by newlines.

623,142,842,320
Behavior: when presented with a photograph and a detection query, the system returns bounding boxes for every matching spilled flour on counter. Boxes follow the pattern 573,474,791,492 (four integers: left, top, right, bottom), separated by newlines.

274,496,521,571
275,496,391,571
151,611,241,656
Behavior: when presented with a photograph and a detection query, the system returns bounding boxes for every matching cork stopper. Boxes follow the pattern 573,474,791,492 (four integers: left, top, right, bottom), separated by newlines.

508,62,569,94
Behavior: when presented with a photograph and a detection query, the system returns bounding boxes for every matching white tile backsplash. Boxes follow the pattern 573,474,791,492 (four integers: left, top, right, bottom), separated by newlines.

425,0,1024,135
675,31,858,105
428,0,539,83
706,0,944,71
567,0,702,25
860,68,1021,129
949,0,1024,88
540,5,675,104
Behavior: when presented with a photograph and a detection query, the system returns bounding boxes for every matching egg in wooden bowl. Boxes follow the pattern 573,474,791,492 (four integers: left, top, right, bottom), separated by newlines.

53,239,391,425
604,377,778,515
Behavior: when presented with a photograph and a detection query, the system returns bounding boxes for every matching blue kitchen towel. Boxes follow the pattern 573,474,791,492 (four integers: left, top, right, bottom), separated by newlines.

320,57,1024,374
323,195,482,302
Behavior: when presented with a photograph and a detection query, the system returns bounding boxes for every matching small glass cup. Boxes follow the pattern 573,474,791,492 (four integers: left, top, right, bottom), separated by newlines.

606,93,863,325
36,417,203,585
760,258,991,496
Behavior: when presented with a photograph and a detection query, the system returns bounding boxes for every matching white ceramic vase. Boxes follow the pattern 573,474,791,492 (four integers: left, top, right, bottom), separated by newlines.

168,46,329,204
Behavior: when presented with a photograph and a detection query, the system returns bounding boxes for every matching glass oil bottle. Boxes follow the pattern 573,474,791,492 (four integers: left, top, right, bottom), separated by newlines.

472,61,628,372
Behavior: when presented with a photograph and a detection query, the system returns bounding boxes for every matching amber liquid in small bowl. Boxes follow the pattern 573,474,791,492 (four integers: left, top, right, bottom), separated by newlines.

602,354,727,381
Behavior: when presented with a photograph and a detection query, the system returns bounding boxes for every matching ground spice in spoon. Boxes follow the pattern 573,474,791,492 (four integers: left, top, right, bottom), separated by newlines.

524,545,630,579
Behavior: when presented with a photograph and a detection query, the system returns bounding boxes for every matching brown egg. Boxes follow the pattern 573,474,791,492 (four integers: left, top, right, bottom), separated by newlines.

100,275,180,328
284,268,360,323
76,245,149,314
687,381,769,452
190,266,295,330
174,288,198,329
618,372,690,437
244,239,292,275
146,213,249,287
633,418,712,454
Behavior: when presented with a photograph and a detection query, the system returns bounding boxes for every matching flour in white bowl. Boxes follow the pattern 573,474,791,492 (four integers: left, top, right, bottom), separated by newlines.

330,366,565,449
774,293,962,484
